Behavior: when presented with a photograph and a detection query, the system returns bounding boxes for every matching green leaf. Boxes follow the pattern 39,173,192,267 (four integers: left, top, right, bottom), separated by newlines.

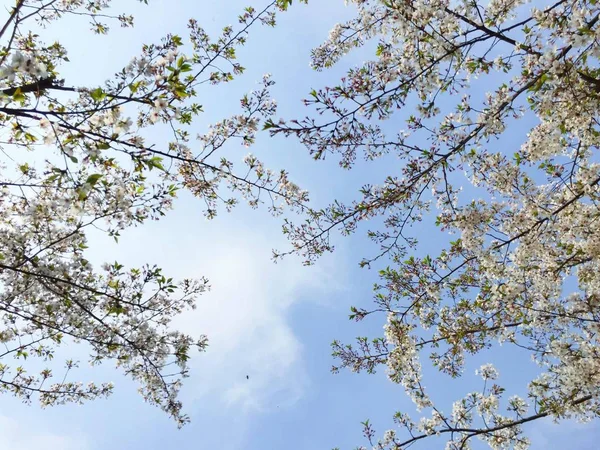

12,88,25,103
147,156,166,172
276,0,305,10
263,119,275,130
514,152,522,165
171,35,183,46
90,87,106,102
129,81,141,94
108,304,125,315
86,174,103,186
174,85,188,98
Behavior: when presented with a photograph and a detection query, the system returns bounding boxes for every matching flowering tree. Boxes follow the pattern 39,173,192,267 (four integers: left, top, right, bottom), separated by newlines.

269,0,600,447
0,0,308,426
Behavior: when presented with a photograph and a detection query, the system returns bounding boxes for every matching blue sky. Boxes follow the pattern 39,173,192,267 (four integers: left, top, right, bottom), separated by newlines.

0,1,599,449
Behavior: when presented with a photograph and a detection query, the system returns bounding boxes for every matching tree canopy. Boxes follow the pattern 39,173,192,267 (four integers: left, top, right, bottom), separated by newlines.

268,0,600,448
2,0,600,447
0,0,306,426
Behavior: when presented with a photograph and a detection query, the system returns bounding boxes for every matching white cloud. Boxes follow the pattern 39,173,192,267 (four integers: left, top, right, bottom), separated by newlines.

0,415,88,450
528,416,599,449
85,198,347,414
169,221,344,412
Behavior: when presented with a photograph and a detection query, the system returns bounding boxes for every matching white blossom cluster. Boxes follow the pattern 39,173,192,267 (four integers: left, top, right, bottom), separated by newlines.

0,0,303,426
0,52,47,82
270,0,600,448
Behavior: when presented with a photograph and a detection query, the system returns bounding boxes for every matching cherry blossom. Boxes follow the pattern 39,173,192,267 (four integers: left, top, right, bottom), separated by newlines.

271,0,600,447
0,0,304,425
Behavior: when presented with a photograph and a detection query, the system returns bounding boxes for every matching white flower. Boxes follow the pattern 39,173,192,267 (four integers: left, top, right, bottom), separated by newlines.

154,97,168,111
115,118,133,134
10,52,25,68
148,110,160,123
33,62,47,78
476,363,498,380
155,57,169,66
166,49,177,63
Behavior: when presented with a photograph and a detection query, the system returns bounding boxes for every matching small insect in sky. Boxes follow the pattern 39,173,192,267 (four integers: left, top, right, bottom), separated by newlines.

246,375,249,380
